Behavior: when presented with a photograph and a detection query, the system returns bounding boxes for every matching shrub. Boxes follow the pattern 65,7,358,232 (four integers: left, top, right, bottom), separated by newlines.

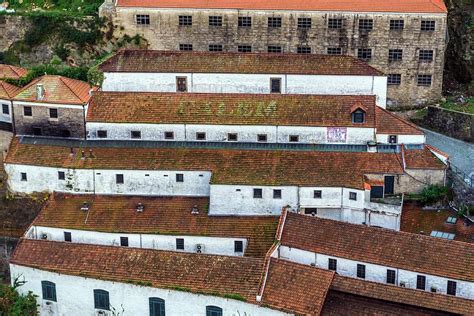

0,277,38,315
420,185,449,204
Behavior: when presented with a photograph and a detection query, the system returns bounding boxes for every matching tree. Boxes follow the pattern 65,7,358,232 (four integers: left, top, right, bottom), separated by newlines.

0,276,38,316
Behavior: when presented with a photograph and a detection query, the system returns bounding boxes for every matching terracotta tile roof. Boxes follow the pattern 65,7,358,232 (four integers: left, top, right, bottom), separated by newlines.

115,0,448,13
33,193,278,257
6,137,410,189
262,258,334,315
0,64,28,80
87,92,377,127
329,275,474,315
99,50,383,76
13,75,95,105
279,212,474,282
376,107,424,135
403,145,447,170
0,80,21,100
11,238,264,302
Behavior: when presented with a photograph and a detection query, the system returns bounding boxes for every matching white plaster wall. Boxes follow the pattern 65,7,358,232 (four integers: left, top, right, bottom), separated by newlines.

376,134,426,144
372,76,388,108
276,126,374,144
0,98,12,123
185,124,277,142
87,122,186,141
192,73,286,94
102,72,192,92
11,265,290,316
30,226,247,257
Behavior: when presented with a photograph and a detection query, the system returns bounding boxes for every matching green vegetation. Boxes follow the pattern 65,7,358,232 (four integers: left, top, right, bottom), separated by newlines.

5,64,90,86
439,97,474,114
0,277,38,315
223,293,246,302
420,185,449,205
4,0,103,16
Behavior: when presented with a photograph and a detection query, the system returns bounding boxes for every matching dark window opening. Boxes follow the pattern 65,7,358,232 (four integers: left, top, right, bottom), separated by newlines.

176,77,188,92
357,48,372,61
327,47,342,55
209,44,223,52
257,134,267,142
421,20,435,31
20,172,27,181
149,297,165,316
209,16,222,26
238,45,252,53
447,280,457,296
328,18,343,29
23,106,32,117
267,45,282,53
417,75,432,86
179,15,192,26
2,104,9,115
131,130,141,139
268,17,282,28
58,171,65,180
270,78,282,93
176,173,184,182
390,19,404,30
136,14,150,25
176,238,184,250
179,44,193,51
328,258,337,271
64,231,71,242
304,208,318,215
116,174,124,184
297,46,312,54
289,135,299,142
359,19,373,30
388,49,403,62
313,190,322,199
97,130,107,138
253,188,263,199
33,127,42,136
120,236,129,247
352,110,365,123
273,189,282,199
416,275,426,290
388,135,398,144
349,192,357,201
234,240,243,253
238,16,252,27
93,289,110,310
419,50,434,61
41,281,57,301
206,306,223,316
357,264,366,279
196,132,206,140
227,133,238,141
386,269,396,284
298,17,312,29
164,131,174,140
387,74,401,85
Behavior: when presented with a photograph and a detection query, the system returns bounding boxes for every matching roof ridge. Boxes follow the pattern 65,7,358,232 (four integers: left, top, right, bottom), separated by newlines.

59,76,89,103
377,107,423,132
430,0,448,12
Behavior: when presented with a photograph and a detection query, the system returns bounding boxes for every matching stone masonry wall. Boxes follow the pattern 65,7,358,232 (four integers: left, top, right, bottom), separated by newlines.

423,106,474,142
107,8,447,107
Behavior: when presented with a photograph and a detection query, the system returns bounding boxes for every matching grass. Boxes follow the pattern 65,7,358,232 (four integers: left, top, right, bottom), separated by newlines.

3,0,103,15
439,97,474,114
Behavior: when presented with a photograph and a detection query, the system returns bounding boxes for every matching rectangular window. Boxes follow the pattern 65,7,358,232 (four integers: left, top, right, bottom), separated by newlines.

386,269,396,284
359,19,373,30
273,189,282,199
179,44,193,51
176,238,184,250
176,77,188,92
253,188,263,199
417,275,426,290
421,20,436,31
313,190,322,199
388,49,403,62
33,127,42,136
390,19,404,30
97,130,107,138
120,236,129,247
289,135,299,142
388,135,398,144
176,173,184,182
268,17,282,28
209,44,223,52
327,47,342,55
328,258,337,271
234,240,243,253
238,16,252,27
179,15,192,26
297,17,312,29
2,104,9,115
304,208,317,215
48,108,58,118
58,171,65,180
23,106,32,117
267,45,282,53
196,132,206,140
352,110,365,123
447,280,457,296
164,131,174,140
149,298,166,316
270,78,281,93
387,74,402,85
209,16,222,26
297,46,311,54
21,172,27,181
238,45,252,53
417,75,432,86
136,14,150,25
257,134,267,142
41,281,57,302
116,174,124,184
64,231,71,242
419,49,434,61
94,289,110,310
131,130,141,139
356,264,366,279
227,133,238,141
349,192,357,201
357,48,372,61
328,18,343,29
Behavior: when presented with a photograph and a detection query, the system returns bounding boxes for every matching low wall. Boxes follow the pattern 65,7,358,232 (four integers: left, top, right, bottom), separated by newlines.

423,106,473,142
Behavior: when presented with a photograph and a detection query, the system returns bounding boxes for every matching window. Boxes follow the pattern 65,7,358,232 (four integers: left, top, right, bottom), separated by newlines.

257,134,267,142
268,17,282,28
267,45,282,53
131,130,141,139
430,230,455,240
273,189,282,199
328,258,337,271
253,188,263,198
64,231,71,242
357,48,372,61
356,264,366,279
179,15,192,26
23,106,32,117
97,130,107,138
387,74,402,85
352,110,365,123
58,171,65,180
196,132,206,140
388,135,398,144
386,269,396,284
447,280,457,296
234,240,243,253
149,297,165,316
209,44,223,52
136,14,150,25
328,18,343,29
120,236,129,247
2,104,9,115
297,46,311,54
41,281,56,302
179,44,193,51
33,127,42,136
304,208,317,215
94,289,110,310
176,173,184,182
313,190,322,199
176,77,187,92
349,192,357,200
421,20,435,31
289,135,299,142
417,75,432,86
359,19,373,30
116,174,124,184
164,131,174,140
209,16,222,26
238,16,252,27
227,133,238,141
327,47,342,55
238,45,252,53
388,49,403,62
298,17,312,29
416,275,426,290
270,78,281,93
21,172,27,181
446,216,457,224
176,238,184,250
206,306,223,316
419,49,434,61
390,19,404,30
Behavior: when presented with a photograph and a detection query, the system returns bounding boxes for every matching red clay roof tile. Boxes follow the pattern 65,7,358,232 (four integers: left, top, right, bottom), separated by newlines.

376,107,424,135
0,80,21,99
0,64,28,80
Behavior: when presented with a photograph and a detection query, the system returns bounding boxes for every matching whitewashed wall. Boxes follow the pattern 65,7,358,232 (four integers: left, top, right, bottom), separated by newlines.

376,134,425,144
11,265,289,316
28,226,247,257
0,98,12,124
278,246,474,299
87,122,186,141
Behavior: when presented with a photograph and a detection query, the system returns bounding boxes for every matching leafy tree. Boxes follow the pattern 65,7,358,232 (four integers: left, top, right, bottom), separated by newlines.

420,185,449,204
0,276,38,316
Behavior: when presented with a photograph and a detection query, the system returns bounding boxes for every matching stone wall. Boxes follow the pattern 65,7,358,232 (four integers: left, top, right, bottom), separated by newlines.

0,15,29,54
423,106,473,142
0,237,18,282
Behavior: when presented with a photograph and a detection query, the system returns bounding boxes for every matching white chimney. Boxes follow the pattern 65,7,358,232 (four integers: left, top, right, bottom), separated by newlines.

367,141,377,153
36,84,45,101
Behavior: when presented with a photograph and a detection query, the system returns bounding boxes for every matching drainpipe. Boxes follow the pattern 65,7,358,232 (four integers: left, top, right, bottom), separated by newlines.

184,123,187,141
92,169,96,195
285,74,288,94
11,101,16,134
82,104,87,140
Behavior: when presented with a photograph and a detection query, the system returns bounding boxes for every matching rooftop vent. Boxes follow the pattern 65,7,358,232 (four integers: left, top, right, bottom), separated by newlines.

191,205,199,215
367,141,377,153
80,202,90,212
36,84,45,101
136,202,144,212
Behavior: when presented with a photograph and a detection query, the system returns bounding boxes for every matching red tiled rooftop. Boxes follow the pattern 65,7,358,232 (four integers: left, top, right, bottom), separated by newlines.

403,145,447,170
376,107,424,135
0,80,21,100
115,0,447,13
0,64,28,80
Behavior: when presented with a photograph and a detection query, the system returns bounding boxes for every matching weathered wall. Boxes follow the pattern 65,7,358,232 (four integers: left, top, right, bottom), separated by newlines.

422,106,473,142
0,15,29,54
0,237,18,282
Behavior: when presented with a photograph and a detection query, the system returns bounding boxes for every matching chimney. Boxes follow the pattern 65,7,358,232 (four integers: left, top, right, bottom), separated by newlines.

89,149,94,158
69,147,74,156
367,141,377,153
191,205,199,215
136,202,144,212
80,202,90,212
81,150,85,159
36,84,45,101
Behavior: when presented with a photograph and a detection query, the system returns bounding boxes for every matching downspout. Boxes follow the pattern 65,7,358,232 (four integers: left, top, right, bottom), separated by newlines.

11,101,16,134
92,169,96,195
184,123,187,141
82,104,87,140
285,74,288,94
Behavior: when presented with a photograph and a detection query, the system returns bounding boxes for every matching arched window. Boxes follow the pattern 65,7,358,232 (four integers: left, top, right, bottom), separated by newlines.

352,109,366,123
93,289,110,310
41,281,56,302
149,297,165,316
206,305,223,316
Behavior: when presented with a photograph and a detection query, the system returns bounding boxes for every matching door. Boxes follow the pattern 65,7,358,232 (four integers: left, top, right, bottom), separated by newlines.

384,176,395,195
370,186,384,199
